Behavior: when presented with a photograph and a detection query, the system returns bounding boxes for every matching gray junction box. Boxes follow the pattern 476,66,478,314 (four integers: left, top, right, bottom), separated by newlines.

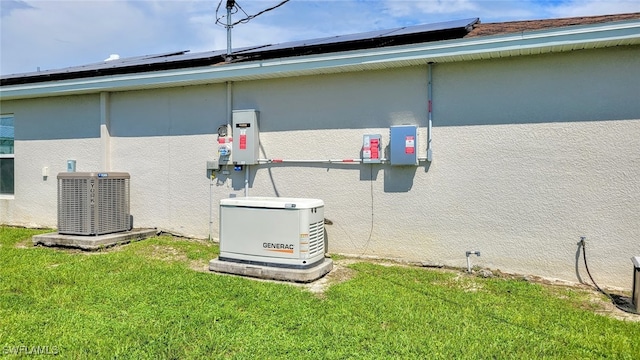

390,125,418,166
232,110,260,165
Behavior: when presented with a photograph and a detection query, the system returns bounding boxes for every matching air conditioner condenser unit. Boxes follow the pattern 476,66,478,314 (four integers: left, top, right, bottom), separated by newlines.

218,197,326,268
57,172,131,236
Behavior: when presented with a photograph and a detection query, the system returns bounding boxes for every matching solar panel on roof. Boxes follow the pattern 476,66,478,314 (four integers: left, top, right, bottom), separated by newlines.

233,17,479,56
232,35,337,54
390,18,479,36
1,17,479,83
0,50,192,79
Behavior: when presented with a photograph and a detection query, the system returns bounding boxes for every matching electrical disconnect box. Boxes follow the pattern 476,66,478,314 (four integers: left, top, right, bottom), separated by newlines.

362,134,382,164
232,110,259,165
389,125,418,166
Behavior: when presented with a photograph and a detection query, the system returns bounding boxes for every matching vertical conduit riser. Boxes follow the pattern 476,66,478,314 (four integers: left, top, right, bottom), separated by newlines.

227,81,233,126
100,92,111,171
226,1,233,57
427,63,433,162
245,165,249,197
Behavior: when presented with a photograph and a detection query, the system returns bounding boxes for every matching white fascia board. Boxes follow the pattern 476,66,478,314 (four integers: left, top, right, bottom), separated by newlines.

357,20,640,64
1,20,639,101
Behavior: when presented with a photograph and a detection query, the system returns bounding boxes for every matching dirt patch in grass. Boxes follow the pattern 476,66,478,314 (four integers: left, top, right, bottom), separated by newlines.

303,262,357,298
145,245,189,262
189,259,211,273
14,237,34,249
543,282,640,322
320,257,640,322
478,269,640,322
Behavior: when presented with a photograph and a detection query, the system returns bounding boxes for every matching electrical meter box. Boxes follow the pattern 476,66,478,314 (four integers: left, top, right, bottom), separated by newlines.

390,125,418,166
362,134,382,164
232,110,259,165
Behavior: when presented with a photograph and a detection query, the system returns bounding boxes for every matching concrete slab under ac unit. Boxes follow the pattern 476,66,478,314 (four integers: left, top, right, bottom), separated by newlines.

209,257,333,283
32,229,157,251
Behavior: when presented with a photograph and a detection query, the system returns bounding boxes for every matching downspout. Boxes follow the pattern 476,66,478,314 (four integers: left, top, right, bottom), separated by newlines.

427,62,434,162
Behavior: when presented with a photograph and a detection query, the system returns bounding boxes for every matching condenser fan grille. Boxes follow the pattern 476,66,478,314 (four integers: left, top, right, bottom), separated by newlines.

57,172,130,235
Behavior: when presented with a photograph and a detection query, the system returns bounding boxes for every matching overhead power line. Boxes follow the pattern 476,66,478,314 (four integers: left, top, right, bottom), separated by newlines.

215,0,290,28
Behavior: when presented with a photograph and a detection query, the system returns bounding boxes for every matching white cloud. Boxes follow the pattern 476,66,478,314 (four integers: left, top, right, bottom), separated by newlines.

547,0,640,18
384,0,478,17
1,1,160,74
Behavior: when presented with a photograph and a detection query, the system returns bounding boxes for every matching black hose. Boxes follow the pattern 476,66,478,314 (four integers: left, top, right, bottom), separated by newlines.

580,238,639,315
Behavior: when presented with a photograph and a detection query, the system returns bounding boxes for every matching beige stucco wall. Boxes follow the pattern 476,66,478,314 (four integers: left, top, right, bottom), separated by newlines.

108,85,223,235
1,94,101,226
1,45,639,288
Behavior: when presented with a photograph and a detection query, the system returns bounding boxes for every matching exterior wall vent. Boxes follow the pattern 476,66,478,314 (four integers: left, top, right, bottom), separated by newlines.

57,172,131,236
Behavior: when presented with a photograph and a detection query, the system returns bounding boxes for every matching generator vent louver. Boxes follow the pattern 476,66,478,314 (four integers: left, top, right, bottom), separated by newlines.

308,220,324,257
57,172,130,236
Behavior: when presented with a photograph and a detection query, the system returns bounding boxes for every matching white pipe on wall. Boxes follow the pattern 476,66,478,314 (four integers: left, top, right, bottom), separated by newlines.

244,165,249,196
257,158,433,164
258,158,365,164
427,62,434,162
209,174,214,240
100,92,111,171
226,81,233,127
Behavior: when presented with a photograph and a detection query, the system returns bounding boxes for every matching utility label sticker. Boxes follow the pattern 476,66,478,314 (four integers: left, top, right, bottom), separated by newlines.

405,136,415,154
239,130,247,150
370,138,379,159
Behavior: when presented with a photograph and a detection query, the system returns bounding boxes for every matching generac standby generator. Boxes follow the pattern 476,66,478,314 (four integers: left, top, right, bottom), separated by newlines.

57,172,131,236
219,197,325,268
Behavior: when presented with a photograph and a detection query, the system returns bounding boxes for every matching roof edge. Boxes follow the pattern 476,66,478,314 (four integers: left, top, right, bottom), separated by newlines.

1,18,639,101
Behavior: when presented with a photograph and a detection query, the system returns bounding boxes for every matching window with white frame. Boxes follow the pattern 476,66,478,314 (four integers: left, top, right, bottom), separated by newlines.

0,114,15,195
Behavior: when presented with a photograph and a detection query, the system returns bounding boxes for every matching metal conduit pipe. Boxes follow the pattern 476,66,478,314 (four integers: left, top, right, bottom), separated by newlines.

226,0,233,59
244,165,249,196
209,174,213,240
257,158,366,164
226,81,233,126
257,158,431,164
427,62,434,162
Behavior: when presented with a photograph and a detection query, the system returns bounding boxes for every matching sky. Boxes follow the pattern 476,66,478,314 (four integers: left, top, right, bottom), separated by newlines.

1,0,639,76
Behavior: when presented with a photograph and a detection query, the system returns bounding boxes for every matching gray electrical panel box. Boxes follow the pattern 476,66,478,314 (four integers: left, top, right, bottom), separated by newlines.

232,110,260,165
389,125,418,166
362,134,382,164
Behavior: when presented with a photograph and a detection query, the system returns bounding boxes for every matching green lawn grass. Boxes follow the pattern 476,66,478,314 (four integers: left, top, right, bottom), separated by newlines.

1,226,639,359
